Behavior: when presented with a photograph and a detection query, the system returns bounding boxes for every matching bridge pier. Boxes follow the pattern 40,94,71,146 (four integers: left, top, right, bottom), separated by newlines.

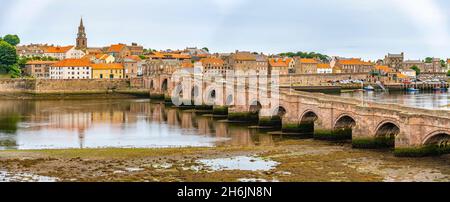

228,105,259,123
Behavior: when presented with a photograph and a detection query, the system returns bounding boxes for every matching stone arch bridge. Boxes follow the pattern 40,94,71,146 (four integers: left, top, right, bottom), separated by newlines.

144,74,450,156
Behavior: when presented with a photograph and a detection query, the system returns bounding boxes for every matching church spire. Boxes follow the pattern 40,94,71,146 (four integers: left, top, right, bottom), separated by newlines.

76,17,87,50
80,17,84,28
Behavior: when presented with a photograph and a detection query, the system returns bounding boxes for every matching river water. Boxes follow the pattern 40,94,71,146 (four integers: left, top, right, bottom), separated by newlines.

340,90,450,110
0,90,449,150
0,99,272,150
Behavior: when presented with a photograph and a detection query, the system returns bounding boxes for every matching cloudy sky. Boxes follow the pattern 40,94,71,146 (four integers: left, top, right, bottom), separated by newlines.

1,0,449,60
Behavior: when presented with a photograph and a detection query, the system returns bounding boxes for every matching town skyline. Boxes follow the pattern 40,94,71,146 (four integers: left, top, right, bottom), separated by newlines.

1,0,450,61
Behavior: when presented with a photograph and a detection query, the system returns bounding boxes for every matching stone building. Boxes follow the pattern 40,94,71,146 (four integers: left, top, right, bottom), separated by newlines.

333,58,374,73
142,59,181,76
293,57,318,74
122,55,143,78
223,51,268,74
49,58,92,79
403,58,443,73
199,57,228,75
269,58,294,75
23,61,57,79
127,43,144,56
384,53,404,71
16,44,50,57
402,60,425,71
106,44,131,59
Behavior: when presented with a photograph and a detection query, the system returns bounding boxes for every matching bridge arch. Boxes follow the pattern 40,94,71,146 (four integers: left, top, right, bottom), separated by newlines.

374,120,400,148
423,131,450,146
161,79,168,92
273,106,287,118
334,114,357,129
300,110,319,123
249,100,262,114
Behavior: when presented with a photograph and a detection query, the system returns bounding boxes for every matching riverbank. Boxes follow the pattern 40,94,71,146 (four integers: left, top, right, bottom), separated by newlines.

0,89,150,100
1,139,449,182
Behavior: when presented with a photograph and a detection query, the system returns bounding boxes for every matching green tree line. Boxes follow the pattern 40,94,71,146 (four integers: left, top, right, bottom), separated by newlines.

0,34,21,78
278,51,330,62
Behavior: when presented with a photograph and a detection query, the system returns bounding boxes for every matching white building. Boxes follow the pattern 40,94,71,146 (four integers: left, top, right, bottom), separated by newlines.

49,59,92,79
44,45,86,60
400,69,417,78
317,63,333,74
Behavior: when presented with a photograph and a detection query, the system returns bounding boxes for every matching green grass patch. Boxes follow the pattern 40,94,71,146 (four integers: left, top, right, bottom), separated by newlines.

228,112,259,123
394,145,450,157
213,106,228,115
314,128,352,141
259,116,282,127
282,122,313,133
352,137,395,149
149,94,165,100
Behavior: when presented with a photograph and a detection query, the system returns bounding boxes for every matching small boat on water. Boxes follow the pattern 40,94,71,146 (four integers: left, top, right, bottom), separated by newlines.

433,87,448,91
406,87,420,92
363,85,375,91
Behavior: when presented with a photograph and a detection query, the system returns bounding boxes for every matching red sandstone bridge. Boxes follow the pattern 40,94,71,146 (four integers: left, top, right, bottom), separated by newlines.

144,74,450,157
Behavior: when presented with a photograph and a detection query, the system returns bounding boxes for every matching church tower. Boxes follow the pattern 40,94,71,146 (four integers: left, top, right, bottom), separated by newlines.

76,18,87,49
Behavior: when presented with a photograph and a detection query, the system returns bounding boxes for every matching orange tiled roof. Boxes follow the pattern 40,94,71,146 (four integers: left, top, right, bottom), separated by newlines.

234,52,256,61
181,60,194,68
396,73,408,79
299,58,318,64
26,61,58,65
107,44,126,53
201,57,224,66
91,63,123,70
317,63,331,69
338,58,373,65
45,46,74,53
375,65,393,73
148,52,165,58
269,58,291,67
125,55,142,61
95,54,111,60
52,58,91,67
447,59,450,63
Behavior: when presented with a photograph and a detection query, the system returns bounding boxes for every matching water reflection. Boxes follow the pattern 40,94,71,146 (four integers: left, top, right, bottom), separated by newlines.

341,90,450,110
0,99,275,150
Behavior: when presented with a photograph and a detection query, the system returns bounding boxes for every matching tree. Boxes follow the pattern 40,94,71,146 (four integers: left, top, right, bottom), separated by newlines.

410,65,421,76
138,55,146,60
3,34,20,46
278,51,330,62
447,70,450,77
440,60,446,67
425,57,433,63
202,47,209,52
0,41,21,77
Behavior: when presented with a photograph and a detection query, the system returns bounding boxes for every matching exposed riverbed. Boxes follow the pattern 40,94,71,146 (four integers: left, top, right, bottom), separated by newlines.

0,98,449,182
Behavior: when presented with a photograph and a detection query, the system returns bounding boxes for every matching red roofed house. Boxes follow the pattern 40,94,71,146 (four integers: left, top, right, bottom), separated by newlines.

293,57,318,74
106,44,131,59
44,45,86,60
269,58,294,75
49,58,92,79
